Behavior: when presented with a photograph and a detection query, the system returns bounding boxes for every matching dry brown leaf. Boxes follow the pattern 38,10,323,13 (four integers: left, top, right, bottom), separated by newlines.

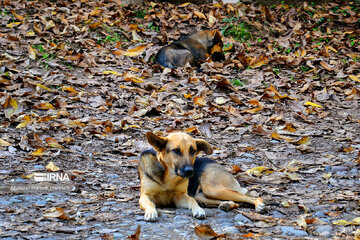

194,224,220,239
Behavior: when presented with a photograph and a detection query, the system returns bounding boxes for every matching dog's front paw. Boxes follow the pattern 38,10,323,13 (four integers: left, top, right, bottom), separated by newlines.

144,210,158,222
219,201,239,212
254,198,266,213
192,207,206,219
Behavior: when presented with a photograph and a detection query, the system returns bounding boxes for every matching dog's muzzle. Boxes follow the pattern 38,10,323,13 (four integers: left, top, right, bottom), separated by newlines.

175,165,194,178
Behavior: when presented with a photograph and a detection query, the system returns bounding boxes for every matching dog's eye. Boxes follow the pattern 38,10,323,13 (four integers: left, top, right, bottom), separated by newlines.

172,148,181,155
189,147,196,155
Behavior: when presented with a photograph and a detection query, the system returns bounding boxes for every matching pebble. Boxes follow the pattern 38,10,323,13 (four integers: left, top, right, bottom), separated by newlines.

242,153,256,159
280,226,308,237
270,140,280,144
234,214,252,225
313,211,326,218
232,157,252,164
222,226,239,234
271,211,285,218
315,225,332,238
331,166,349,172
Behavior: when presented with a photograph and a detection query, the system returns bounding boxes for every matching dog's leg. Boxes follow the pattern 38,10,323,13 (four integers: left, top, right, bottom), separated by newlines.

202,186,265,212
195,192,239,211
174,193,206,219
139,194,158,221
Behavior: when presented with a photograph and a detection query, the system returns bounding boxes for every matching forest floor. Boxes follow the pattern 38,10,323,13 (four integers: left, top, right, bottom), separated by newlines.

0,0,359,239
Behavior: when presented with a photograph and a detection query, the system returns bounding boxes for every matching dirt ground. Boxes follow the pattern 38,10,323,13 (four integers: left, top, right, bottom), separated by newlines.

1,0,360,239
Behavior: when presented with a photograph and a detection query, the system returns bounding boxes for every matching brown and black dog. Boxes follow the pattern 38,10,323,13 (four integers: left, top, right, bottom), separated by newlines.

154,29,225,69
138,132,265,222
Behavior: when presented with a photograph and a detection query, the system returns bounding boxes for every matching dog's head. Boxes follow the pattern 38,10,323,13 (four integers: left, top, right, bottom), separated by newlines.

210,29,225,62
146,132,213,178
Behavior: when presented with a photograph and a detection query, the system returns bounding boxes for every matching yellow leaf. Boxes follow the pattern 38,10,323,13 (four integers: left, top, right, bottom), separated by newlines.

349,75,360,82
31,148,46,156
183,93,192,99
16,115,32,128
124,44,147,57
332,220,353,226
304,101,322,108
26,31,35,37
34,82,52,92
246,166,269,177
353,217,360,224
178,2,190,7
0,139,11,147
194,11,206,19
46,161,60,171
193,96,206,106
322,173,332,180
23,173,34,179
7,22,22,28
28,45,37,60
284,171,301,181
103,70,122,76
281,201,291,207
62,86,78,94
34,103,55,110
208,13,216,27
123,72,144,83
292,136,311,145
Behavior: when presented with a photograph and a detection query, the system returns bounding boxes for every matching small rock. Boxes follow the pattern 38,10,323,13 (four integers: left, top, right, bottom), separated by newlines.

331,166,349,172
232,157,252,164
222,226,239,234
313,211,326,218
234,214,252,225
241,153,256,159
271,211,285,218
315,225,332,238
270,140,280,144
324,166,331,172
280,226,308,237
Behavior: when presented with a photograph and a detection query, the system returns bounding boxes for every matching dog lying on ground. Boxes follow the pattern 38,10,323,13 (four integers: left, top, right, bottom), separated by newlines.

138,132,265,221
154,29,225,69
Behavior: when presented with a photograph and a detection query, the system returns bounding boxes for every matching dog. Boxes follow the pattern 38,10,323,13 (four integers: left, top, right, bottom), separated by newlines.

138,132,265,222
154,29,225,69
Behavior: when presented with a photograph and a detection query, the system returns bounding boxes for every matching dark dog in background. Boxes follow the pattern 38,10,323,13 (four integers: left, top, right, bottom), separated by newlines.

154,30,225,69
138,132,265,222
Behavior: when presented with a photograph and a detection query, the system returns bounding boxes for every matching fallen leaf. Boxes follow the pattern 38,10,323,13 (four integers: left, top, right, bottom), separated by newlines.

193,96,206,106
28,45,37,60
46,161,60,171
124,45,148,57
43,207,68,219
349,75,360,82
304,101,322,108
194,224,219,239
0,139,11,147
127,225,141,240
31,148,46,156
246,166,269,177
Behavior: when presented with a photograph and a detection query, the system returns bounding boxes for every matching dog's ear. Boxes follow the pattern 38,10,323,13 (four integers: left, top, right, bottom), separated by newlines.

146,132,167,152
196,139,213,155
212,29,222,44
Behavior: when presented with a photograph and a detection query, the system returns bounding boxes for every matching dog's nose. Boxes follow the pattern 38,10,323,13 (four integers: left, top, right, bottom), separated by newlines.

181,165,194,178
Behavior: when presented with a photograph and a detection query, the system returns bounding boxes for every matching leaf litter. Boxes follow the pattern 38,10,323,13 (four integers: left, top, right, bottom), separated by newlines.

0,0,359,239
